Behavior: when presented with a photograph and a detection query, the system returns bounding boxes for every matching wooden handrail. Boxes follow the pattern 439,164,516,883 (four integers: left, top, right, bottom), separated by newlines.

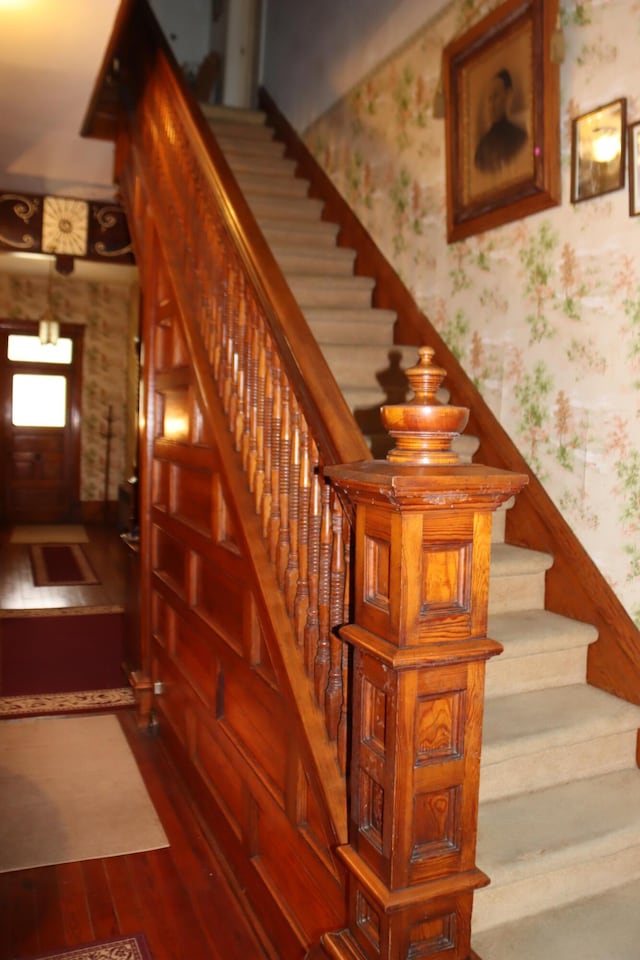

259,87,640,707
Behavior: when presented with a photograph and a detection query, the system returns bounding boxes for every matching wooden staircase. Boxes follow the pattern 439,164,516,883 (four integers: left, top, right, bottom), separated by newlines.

204,103,640,959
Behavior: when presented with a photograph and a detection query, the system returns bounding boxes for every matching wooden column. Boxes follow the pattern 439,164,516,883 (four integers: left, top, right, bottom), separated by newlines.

318,348,527,960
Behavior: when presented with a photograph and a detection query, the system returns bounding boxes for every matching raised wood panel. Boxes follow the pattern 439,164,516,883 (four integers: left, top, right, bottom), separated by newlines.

172,612,220,707
155,311,188,372
170,462,214,537
153,524,188,600
221,663,288,797
193,560,247,655
152,457,170,510
192,708,246,839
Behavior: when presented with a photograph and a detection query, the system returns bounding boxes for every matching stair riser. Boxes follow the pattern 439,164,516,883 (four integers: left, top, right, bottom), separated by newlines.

275,251,356,276
227,155,298,177
236,175,309,199
287,282,374,309
209,122,274,141
485,646,588,698
261,223,340,248
480,728,639,802
488,574,546,615
215,137,286,159
250,197,325,222
473,843,640,933
306,320,392,345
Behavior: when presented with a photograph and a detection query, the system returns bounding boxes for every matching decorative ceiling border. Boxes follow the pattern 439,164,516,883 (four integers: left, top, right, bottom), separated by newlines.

0,191,134,269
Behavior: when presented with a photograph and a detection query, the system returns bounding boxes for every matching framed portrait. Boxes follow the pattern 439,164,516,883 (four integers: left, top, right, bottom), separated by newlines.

630,121,640,217
443,0,560,243
571,99,626,204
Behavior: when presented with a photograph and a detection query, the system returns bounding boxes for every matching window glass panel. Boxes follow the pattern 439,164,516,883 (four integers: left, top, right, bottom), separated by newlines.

12,374,67,427
7,334,73,364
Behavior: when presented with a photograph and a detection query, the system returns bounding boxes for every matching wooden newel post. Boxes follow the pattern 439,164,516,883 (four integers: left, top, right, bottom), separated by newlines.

319,348,527,960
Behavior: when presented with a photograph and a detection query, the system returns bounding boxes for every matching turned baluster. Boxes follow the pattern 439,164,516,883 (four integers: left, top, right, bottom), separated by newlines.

261,348,274,538
305,457,322,676
276,382,291,588
268,360,282,564
294,423,311,647
254,336,267,515
285,398,301,616
325,493,346,742
314,481,332,711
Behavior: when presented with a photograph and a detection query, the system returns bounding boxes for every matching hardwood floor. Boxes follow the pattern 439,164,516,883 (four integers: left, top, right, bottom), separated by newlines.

0,524,127,613
0,524,273,960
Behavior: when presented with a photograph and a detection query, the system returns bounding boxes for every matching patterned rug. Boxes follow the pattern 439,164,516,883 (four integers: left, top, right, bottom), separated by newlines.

22,933,152,960
0,687,135,719
30,543,100,586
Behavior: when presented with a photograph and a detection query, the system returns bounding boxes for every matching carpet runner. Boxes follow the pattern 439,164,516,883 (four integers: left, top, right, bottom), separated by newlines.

0,687,135,718
30,542,99,586
18,933,152,960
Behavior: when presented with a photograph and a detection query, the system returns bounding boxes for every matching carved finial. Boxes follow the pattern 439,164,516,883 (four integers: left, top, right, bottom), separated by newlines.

380,347,469,464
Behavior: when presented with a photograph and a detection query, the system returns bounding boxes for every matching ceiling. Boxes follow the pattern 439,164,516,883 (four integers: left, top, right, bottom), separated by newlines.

0,0,136,284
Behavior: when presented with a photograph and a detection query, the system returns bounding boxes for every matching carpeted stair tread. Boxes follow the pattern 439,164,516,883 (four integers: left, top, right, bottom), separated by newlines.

214,133,287,159
234,170,310,198
489,544,555,614
472,877,640,960
488,608,597,661
490,543,554,577
259,217,340,247
201,102,267,126
485,608,596,697
287,273,376,308
303,307,397,342
225,150,299,177
482,683,640,764
474,768,640,931
247,193,326,221
272,244,357,276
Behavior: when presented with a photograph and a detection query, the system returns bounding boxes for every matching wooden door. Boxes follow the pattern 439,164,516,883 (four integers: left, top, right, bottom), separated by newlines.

0,322,83,524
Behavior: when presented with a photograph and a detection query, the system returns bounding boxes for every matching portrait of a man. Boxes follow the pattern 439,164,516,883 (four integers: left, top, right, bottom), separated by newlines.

474,69,528,174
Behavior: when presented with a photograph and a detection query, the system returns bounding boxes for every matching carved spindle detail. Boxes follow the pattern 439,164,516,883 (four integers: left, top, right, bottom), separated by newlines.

261,349,274,538
294,423,311,647
254,336,267,514
325,494,346,742
268,361,282,564
246,317,259,490
305,458,322,675
314,480,332,707
285,398,301,616
276,383,291,588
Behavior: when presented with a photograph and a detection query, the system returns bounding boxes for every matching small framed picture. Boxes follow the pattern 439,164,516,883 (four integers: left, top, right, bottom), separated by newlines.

571,98,627,203
628,121,640,216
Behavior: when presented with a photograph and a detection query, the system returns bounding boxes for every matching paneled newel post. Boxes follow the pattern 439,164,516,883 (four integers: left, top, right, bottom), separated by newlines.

317,348,527,960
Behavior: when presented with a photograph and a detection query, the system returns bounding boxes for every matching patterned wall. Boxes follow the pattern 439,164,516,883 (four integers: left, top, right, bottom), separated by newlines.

0,269,138,503
304,0,640,624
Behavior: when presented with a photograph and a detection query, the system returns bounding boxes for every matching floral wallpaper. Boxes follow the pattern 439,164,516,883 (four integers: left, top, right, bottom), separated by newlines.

304,0,640,625
0,269,138,503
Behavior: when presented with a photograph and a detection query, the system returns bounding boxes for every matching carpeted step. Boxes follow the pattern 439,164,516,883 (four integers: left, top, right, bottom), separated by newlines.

225,150,299,178
214,133,287,160
273,244,357,277
247,193,326,222
472,877,640,960
207,118,275,142
485,608,597,697
488,544,554,614
474,768,640,932
286,273,376,308
259,217,340,248
318,342,420,391
480,683,640,801
201,103,266,126
234,170,310,199
303,307,397,344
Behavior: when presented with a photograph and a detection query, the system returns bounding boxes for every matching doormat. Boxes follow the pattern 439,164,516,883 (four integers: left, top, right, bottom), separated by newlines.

30,542,99,586
0,713,169,873
9,524,89,543
17,933,153,960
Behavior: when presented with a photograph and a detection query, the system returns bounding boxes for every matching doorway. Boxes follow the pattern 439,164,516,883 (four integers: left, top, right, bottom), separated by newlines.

0,322,83,523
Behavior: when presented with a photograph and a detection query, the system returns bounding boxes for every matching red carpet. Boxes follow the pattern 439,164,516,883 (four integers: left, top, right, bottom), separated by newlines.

0,611,125,695
22,933,152,960
30,543,99,586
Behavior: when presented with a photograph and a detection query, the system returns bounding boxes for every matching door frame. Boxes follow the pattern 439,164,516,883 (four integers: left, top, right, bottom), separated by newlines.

0,319,84,523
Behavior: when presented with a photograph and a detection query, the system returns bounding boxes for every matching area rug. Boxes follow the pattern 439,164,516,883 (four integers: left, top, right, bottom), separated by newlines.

30,543,99,586
9,524,89,544
0,687,135,719
0,713,169,873
20,933,153,960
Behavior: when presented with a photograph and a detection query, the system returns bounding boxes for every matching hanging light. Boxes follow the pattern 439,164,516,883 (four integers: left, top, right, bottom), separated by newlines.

38,262,60,345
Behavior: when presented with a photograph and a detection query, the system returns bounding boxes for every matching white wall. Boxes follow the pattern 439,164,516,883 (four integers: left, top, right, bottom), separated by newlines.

262,0,449,132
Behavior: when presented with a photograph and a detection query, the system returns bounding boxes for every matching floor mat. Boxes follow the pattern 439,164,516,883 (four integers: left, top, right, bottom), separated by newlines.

0,713,168,872
30,542,99,586
18,933,153,960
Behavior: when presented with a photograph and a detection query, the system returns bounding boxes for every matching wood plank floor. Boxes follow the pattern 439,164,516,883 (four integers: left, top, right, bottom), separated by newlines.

0,523,274,960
